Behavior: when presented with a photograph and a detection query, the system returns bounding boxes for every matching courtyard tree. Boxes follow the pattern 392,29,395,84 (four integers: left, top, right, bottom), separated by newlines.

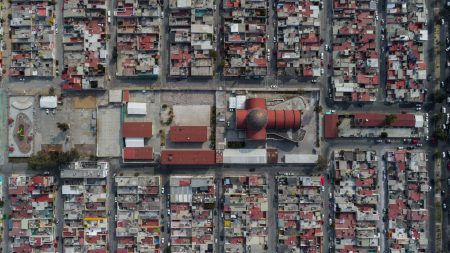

57,122,70,132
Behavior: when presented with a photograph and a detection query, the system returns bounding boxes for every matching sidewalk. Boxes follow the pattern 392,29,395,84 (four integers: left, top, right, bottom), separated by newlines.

0,89,7,165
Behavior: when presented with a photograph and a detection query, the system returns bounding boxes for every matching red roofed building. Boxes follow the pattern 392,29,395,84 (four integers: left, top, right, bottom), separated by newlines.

160,150,216,165
354,113,416,128
236,98,302,140
169,126,208,143
123,147,154,161
122,122,152,138
324,114,339,138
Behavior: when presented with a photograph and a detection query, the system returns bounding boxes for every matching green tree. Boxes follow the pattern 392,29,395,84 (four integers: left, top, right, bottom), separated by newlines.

49,87,55,96
57,122,70,132
434,128,448,141
28,149,80,170
435,90,447,103
385,114,397,126
209,50,217,60
218,60,225,69
380,132,388,138
315,155,328,171
434,152,442,159
28,151,57,170
434,112,444,123
314,104,323,113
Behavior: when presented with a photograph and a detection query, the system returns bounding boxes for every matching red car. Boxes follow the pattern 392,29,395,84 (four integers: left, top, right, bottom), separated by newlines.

411,139,418,144
447,162,450,169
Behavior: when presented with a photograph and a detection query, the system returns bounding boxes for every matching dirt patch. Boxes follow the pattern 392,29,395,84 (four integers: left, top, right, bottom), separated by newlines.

41,144,63,153
72,96,97,109
74,144,96,157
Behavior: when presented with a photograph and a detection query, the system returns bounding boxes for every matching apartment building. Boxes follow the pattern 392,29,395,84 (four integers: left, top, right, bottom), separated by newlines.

223,175,268,252
9,0,55,77
115,0,161,77
61,161,109,253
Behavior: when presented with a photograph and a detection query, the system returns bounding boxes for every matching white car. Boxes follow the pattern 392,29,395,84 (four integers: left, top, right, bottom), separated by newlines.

325,44,329,51
162,237,165,244
320,52,324,60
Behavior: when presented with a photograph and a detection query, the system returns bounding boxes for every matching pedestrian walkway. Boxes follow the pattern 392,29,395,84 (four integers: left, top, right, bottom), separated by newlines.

0,89,7,165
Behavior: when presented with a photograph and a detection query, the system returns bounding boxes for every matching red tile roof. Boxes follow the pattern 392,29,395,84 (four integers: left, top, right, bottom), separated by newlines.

122,122,152,138
354,113,415,127
123,147,154,160
169,126,208,143
160,150,216,165
324,114,339,138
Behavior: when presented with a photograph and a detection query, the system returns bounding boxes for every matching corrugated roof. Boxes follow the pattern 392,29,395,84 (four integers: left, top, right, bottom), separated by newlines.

123,147,154,160
324,114,339,138
222,149,267,164
284,154,318,164
122,122,152,138
161,150,216,165
127,102,147,115
169,126,208,143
